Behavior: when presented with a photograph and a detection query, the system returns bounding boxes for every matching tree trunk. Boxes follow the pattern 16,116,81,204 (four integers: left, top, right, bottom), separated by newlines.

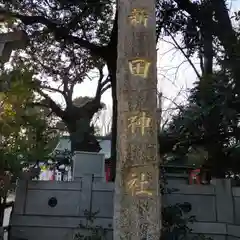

114,0,161,239
66,118,101,153
108,64,118,182
110,80,117,181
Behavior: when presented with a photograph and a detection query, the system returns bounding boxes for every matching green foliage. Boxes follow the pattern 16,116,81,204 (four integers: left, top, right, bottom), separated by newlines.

156,0,240,176
0,66,59,178
160,70,240,176
74,210,107,240
162,203,211,240
51,149,73,166
0,66,60,227
160,167,212,240
0,0,112,156
73,196,212,240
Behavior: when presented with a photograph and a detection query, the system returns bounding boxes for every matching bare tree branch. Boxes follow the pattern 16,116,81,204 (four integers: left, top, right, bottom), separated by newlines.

164,27,201,80
0,10,108,59
37,88,65,119
41,85,64,95
101,83,111,95
95,67,110,100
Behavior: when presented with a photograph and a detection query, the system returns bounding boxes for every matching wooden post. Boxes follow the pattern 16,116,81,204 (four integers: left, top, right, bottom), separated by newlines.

114,0,161,239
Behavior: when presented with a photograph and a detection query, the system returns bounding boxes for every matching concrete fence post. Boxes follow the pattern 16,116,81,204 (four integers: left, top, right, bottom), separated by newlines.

215,179,234,223
0,227,3,240
80,175,93,225
13,180,28,215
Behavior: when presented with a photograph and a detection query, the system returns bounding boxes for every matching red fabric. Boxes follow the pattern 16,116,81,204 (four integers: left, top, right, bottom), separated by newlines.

189,169,201,185
50,171,55,181
105,166,111,182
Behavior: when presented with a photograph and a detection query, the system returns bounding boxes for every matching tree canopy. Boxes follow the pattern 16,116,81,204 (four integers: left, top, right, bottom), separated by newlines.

157,1,240,177
0,66,59,172
0,0,113,152
160,65,240,177
0,0,239,179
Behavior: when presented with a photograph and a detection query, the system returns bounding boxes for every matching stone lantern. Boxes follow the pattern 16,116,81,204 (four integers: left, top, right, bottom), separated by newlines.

0,10,28,63
0,30,28,63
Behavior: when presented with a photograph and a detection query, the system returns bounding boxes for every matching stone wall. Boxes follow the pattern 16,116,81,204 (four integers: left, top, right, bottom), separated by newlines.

10,176,114,240
9,176,240,240
166,177,240,240
8,153,240,240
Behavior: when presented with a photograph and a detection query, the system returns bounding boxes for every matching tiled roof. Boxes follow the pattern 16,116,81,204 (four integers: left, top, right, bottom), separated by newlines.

53,136,111,159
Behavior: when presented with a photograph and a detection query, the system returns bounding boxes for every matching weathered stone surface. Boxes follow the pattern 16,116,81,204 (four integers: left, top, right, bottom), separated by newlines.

190,222,227,235
164,194,216,222
120,89,157,112
233,197,240,224
228,236,240,240
228,224,240,238
121,142,158,167
72,151,105,180
9,175,240,240
215,179,234,223
115,0,160,239
190,234,226,240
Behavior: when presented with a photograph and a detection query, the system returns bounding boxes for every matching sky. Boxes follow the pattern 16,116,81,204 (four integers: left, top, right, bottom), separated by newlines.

48,0,240,135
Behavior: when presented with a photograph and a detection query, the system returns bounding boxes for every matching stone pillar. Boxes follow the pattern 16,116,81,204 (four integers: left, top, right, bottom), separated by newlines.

72,151,105,182
215,179,234,223
114,0,161,240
